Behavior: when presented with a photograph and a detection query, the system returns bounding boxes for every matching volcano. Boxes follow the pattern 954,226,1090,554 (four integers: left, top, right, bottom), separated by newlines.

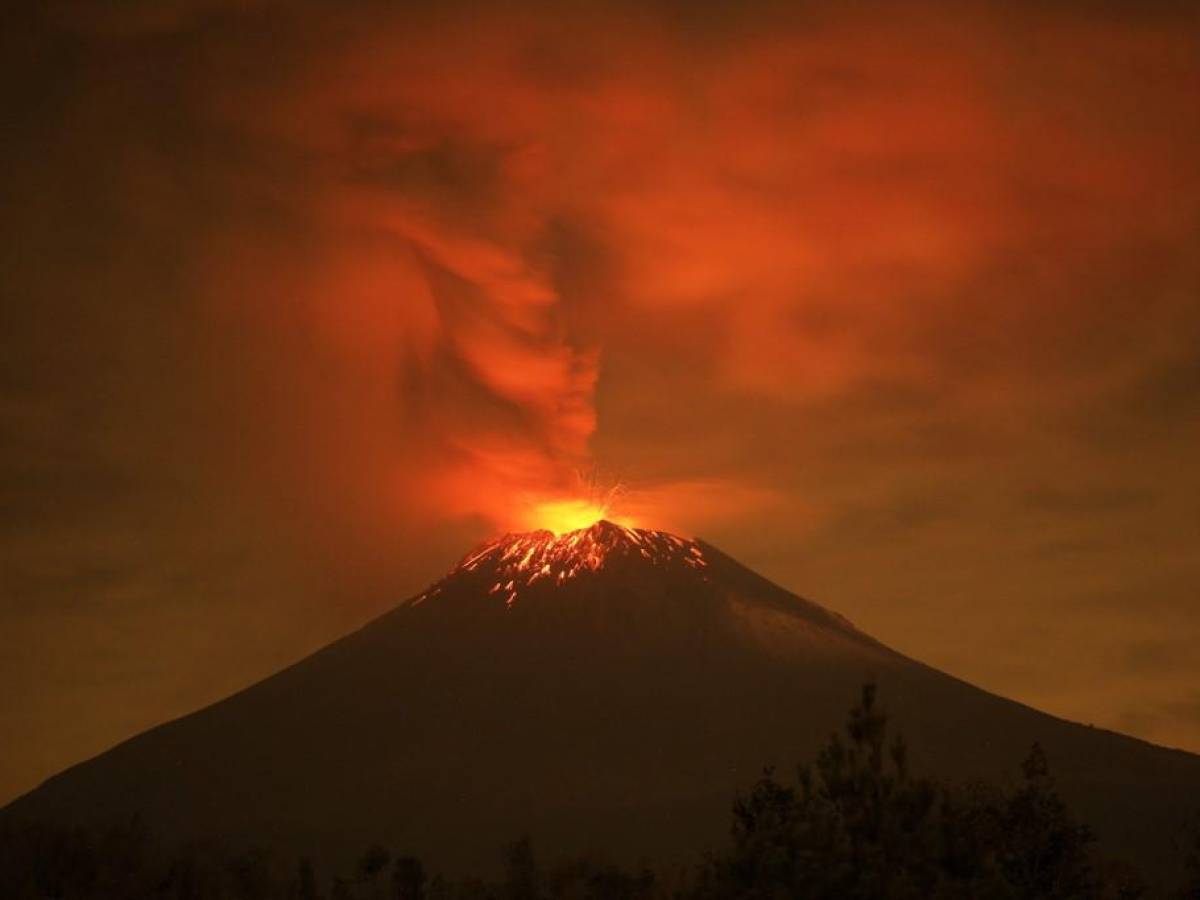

6,521,1200,879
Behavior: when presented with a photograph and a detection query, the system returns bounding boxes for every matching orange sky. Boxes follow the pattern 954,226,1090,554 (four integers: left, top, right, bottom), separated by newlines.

2,0,1199,804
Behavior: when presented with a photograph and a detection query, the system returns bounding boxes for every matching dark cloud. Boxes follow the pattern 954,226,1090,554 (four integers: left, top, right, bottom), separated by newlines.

1031,537,1111,561
1127,341,1200,419
1118,638,1200,679
1019,485,1156,517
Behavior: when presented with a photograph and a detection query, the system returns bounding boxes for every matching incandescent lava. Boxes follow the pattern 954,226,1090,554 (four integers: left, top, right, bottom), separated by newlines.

414,520,708,608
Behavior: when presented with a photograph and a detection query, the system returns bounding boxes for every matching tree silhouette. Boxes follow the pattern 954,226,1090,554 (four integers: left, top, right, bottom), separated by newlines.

546,857,656,900
228,846,272,900
505,837,539,900
391,855,426,900
691,684,1132,900
296,856,321,900
357,844,391,899
998,744,1097,898
1180,825,1200,900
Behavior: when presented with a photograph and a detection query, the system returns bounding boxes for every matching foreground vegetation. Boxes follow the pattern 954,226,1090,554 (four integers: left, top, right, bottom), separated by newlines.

3,686,1198,899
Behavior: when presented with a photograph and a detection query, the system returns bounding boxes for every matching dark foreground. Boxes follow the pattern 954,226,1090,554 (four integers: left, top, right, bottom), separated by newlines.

10,526,1200,883
4,687,1199,900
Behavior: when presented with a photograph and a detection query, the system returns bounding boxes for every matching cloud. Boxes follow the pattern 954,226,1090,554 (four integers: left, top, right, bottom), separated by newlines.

4,0,1200,800
165,1,1200,534
5,0,1198,598
1018,485,1155,517
1119,638,1200,679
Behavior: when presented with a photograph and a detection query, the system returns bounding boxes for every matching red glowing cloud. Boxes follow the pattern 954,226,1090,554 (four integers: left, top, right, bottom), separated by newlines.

159,1,1200,557
4,0,1200,792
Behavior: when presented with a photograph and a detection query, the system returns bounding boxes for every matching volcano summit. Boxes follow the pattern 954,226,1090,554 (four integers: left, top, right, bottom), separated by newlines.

418,519,712,609
5,522,1200,879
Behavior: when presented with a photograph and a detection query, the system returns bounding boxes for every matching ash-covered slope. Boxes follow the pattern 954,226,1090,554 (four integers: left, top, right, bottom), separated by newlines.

6,522,1200,879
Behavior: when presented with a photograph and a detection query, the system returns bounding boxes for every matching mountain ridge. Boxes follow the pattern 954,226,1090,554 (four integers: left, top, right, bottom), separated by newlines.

5,522,1199,881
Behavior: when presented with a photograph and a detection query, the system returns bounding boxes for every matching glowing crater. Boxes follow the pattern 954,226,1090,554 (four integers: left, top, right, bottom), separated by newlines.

418,520,708,609
529,499,612,536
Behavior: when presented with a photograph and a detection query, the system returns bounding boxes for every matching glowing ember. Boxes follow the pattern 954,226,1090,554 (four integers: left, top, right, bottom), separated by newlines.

415,520,708,609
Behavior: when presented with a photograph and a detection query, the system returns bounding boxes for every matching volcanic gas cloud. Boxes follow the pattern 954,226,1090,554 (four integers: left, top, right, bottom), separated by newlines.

102,0,1197,581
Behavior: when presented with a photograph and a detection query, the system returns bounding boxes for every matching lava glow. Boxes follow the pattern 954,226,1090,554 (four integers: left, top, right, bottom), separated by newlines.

414,520,708,609
530,500,612,536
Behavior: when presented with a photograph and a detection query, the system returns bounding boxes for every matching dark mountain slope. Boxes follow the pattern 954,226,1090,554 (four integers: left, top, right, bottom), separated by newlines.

6,521,1199,880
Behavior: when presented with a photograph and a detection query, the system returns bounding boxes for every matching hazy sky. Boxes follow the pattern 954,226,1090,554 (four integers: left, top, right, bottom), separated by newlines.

3,0,1199,805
